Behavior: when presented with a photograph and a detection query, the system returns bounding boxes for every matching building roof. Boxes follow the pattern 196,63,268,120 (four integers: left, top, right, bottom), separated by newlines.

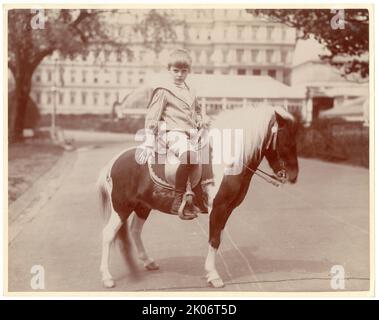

320,95,369,121
187,74,305,99
292,38,330,68
145,73,305,100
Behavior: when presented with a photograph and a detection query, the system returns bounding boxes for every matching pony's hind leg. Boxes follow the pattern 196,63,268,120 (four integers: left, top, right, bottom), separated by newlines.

130,206,159,271
100,209,122,288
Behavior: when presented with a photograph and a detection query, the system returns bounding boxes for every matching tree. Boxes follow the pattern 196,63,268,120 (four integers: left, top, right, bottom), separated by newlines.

7,9,177,143
247,9,369,79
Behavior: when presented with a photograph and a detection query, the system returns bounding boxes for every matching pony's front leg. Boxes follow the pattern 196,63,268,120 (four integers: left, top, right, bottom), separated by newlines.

100,210,122,288
205,243,224,288
205,207,226,288
130,212,159,271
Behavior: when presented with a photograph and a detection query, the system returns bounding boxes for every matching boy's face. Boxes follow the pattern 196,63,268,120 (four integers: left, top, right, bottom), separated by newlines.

168,65,190,85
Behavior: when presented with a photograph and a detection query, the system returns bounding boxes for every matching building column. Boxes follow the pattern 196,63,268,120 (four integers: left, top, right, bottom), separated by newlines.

201,97,207,116
284,98,288,110
221,97,227,110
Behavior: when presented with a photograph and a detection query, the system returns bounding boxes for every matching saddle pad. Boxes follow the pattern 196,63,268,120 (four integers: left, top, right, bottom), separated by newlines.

147,152,214,190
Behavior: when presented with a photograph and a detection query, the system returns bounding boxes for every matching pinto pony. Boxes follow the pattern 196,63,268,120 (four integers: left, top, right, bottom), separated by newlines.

97,106,299,288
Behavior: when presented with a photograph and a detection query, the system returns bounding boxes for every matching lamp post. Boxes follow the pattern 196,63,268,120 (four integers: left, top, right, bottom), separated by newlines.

51,58,58,141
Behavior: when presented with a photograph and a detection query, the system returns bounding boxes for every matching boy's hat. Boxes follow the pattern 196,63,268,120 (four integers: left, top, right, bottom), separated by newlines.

168,49,192,69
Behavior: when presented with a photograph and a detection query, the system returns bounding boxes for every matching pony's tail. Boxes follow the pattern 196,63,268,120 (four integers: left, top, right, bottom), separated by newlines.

97,163,139,276
96,165,111,221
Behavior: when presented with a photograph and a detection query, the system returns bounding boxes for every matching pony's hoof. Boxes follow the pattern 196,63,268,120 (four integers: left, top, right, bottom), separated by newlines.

103,279,115,288
145,261,160,271
208,278,225,288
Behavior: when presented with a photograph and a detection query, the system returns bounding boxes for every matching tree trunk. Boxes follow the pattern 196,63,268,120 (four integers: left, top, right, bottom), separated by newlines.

10,70,32,143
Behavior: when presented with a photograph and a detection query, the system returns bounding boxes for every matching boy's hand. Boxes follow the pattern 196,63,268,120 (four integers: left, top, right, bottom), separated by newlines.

136,146,154,164
197,116,211,129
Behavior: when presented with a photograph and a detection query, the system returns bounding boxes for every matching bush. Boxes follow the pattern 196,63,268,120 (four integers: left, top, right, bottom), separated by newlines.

297,118,369,168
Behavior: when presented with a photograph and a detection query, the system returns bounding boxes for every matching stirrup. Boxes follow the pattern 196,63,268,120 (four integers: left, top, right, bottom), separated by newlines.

178,190,198,220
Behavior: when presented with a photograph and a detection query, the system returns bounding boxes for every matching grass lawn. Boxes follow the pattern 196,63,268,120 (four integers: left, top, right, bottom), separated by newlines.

8,141,63,204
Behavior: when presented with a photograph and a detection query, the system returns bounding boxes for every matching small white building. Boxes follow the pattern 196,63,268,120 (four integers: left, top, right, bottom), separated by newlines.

117,73,305,119
291,38,369,125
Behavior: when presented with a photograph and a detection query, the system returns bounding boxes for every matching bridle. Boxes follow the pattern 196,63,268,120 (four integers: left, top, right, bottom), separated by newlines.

242,120,287,187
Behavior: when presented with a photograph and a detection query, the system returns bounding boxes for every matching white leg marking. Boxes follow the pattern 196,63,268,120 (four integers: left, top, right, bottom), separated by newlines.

100,210,122,288
205,245,224,288
130,214,159,270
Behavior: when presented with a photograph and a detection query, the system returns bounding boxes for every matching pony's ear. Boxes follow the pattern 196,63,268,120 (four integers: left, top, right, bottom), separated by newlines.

275,111,286,126
274,106,294,126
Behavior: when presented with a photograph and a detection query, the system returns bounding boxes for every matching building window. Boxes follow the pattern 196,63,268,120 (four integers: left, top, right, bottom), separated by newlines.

268,69,276,78
93,71,98,84
237,25,244,40
82,70,87,83
93,92,98,105
35,73,41,83
58,92,64,105
237,69,246,75
116,51,123,63
47,92,52,104
127,52,133,63
35,91,41,104
195,51,201,63
236,49,244,63
281,28,287,40
222,50,228,63
71,70,76,83
116,70,122,84
252,26,259,40
70,92,76,105
267,26,274,40
105,50,111,62
104,69,110,84
47,70,52,82
266,50,274,63
104,92,110,105
139,50,145,62
207,51,213,63
251,50,259,62
82,92,87,105
281,50,288,63
253,69,261,75
59,69,64,85
205,69,214,74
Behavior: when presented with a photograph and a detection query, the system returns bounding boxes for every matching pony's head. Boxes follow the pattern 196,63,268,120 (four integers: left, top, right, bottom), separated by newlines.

264,107,299,184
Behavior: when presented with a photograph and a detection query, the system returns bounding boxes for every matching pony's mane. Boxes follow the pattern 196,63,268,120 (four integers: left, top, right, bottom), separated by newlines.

210,105,294,164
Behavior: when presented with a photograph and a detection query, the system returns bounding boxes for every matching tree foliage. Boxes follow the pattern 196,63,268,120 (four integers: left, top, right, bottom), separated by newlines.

247,9,369,79
7,9,176,142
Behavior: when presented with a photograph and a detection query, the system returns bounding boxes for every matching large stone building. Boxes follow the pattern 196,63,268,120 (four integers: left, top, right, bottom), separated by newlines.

29,9,297,115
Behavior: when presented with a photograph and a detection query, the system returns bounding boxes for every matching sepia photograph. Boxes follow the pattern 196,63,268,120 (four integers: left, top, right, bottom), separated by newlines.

4,5,373,295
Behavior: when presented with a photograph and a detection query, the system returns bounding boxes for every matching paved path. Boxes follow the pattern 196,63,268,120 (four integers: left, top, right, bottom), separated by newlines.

8,136,370,293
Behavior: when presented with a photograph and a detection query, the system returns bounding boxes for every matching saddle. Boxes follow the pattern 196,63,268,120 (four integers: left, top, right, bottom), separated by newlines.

147,146,214,218
147,151,213,190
